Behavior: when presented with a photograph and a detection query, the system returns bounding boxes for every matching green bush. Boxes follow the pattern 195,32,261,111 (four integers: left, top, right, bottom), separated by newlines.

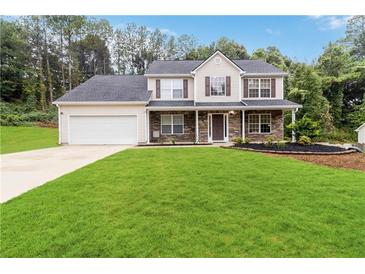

287,116,320,140
0,114,24,126
298,135,312,145
232,137,243,145
319,128,356,143
243,138,250,144
263,136,276,147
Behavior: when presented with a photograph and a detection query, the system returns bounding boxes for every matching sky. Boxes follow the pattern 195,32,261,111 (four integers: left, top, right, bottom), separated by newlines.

98,15,350,63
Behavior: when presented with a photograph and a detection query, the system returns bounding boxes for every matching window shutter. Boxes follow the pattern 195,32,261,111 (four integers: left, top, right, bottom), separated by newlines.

183,79,188,98
243,79,248,98
226,76,231,96
156,79,160,99
205,77,210,96
271,78,276,98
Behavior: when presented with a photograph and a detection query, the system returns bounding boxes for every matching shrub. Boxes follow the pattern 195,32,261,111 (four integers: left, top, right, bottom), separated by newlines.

287,116,320,140
263,136,276,147
243,138,250,144
232,137,243,145
319,128,356,143
0,114,24,126
298,135,312,145
276,140,287,149
171,138,176,145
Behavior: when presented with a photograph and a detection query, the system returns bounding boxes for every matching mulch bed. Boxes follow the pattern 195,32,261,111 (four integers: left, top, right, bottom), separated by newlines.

230,143,356,155
268,153,365,172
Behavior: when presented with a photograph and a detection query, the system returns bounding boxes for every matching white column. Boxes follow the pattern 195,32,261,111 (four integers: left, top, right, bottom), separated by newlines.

241,110,245,140
195,110,199,143
291,109,296,143
146,110,150,144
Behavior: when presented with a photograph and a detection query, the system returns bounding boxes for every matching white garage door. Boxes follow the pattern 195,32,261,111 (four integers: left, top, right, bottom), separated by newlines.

69,115,137,144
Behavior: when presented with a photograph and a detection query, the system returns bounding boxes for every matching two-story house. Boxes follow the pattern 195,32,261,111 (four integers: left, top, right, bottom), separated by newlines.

54,51,302,145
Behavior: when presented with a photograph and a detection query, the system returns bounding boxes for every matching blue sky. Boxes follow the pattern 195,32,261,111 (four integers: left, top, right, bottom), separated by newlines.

99,15,350,63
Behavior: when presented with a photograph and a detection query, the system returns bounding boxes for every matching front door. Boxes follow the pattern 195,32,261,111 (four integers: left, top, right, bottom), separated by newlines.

212,114,224,141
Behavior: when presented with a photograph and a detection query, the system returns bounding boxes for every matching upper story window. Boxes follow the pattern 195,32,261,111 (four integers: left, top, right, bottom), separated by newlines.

161,79,183,99
211,76,226,96
248,79,271,98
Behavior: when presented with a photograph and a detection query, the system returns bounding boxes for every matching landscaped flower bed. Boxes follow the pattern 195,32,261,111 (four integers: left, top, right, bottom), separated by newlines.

230,143,356,155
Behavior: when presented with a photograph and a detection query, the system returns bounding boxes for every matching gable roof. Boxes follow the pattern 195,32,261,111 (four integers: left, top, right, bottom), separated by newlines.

355,123,365,132
191,50,244,74
146,57,287,75
53,75,151,103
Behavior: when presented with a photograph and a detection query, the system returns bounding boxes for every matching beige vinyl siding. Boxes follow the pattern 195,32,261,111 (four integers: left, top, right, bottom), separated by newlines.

59,104,146,144
194,55,241,102
241,77,284,99
147,77,194,100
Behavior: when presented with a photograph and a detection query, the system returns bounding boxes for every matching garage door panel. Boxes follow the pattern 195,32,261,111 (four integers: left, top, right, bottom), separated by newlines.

69,115,137,144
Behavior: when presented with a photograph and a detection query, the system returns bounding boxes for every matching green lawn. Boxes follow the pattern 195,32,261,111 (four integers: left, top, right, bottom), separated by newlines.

1,148,364,257
0,126,58,154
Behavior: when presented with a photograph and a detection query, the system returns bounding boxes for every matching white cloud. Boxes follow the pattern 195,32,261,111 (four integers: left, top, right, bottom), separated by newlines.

309,15,352,31
160,28,177,36
265,28,281,35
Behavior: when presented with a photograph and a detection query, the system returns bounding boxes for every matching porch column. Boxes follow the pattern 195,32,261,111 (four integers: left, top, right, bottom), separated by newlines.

241,110,245,140
291,109,296,143
195,110,199,143
146,110,150,144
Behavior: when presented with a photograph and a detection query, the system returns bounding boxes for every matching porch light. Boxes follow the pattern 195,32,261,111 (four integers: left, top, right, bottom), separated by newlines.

229,111,235,115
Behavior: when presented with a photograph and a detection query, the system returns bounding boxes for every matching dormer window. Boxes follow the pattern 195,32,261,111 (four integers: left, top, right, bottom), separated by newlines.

161,79,183,99
210,76,226,96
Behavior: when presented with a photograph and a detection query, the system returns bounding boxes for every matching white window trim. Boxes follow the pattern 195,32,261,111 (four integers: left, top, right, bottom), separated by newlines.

248,78,271,98
160,114,184,135
160,79,184,100
248,113,272,134
210,76,226,97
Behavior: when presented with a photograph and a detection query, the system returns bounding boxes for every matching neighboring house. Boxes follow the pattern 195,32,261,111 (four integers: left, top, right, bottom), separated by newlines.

355,123,365,145
53,51,302,145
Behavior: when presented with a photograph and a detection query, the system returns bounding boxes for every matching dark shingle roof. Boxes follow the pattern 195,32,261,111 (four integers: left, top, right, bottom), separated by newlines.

195,102,244,107
146,60,203,74
148,100,195,107
54,75,151,102
241,99,301,107
146,59,287,75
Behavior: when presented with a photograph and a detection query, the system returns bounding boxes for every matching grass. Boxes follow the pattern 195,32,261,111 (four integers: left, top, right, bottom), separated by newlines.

1,147,364,257
0,126,58,154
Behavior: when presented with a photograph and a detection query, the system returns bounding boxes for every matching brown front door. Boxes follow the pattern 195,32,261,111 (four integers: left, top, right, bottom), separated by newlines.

212,114,224,141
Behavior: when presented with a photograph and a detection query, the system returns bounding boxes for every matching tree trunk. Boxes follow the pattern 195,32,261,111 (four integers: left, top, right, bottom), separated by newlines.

68,34,72,91
38,49,46,111
60,29,66,94
43,21,53,104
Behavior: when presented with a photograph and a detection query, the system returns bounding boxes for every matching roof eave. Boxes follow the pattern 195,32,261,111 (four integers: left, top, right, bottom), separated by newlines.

53,101,149,105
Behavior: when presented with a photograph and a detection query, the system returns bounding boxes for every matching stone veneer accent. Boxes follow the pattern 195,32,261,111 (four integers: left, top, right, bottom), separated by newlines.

149,110,283,143
245,110,283,142
150,111,195,143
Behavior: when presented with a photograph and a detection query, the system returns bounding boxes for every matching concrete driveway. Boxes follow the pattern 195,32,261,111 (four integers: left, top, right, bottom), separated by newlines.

0,145,130,203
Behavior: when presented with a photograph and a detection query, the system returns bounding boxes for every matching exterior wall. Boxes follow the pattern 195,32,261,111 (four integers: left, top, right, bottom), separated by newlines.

197,110,241,143
149,111,195,143
245,110,284,142
241,77,284,99
58,104,146,144
147,77,194,100
358,127,365,144
194,53,241,102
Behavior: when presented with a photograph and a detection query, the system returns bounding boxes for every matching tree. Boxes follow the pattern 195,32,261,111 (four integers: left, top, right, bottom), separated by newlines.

252,46,290,71
345,15,365,59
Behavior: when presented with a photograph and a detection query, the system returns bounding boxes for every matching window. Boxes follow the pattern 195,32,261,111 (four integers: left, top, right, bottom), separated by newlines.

248,79,271,98
248,79,259,97
211,77,225,96
160,79,183,99
161,114,184,134
260,79,271,98
248,114,271,134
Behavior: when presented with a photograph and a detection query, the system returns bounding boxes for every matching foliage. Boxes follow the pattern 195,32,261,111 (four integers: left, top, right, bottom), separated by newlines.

276,140,287,149
320,128,357,143
1,148,365,257
243,138,250,144
287,116,321,140
263,136,275,146
232,136,243,145
298,135,312,145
